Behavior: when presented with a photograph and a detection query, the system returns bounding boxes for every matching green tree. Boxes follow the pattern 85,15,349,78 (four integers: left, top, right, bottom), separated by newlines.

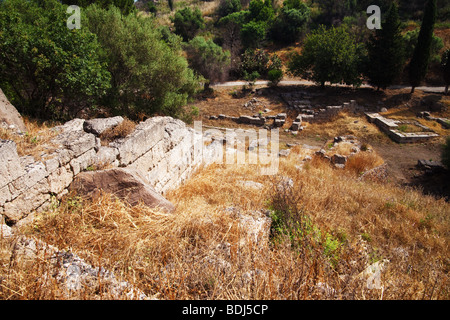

184,36,231,90
248,0,275,22
217,0,242,18
85,5,199,118
270,0,310,44
0,0,110,119
59,0,136,15
171,7,205,42
442,49,450,95
241,20,267,48
366,2,405,91
289,25,364,88
403,29,444,64
408,0,437,93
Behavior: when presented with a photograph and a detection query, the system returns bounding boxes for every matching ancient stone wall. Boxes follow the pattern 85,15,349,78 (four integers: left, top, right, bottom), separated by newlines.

0,116,218,225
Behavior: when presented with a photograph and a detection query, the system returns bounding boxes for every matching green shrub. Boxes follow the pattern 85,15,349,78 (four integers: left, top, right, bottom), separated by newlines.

0,0,111,120
184,36,231,89
268,69,283,86
240,49,282,79
269,0,310,44
289,25,365,88
217,0,242,18
171,7,205,42
85,5,199,118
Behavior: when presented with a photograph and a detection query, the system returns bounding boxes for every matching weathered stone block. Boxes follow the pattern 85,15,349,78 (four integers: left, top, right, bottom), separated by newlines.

332,154,347,165
83,116,124,136
48,164,73,194
3,178,50,223
69,168,175,213
70,149,97,175
0,185,12,205
0,139,24,189
9,162,48,199
111,117,167,166
96,146,118,166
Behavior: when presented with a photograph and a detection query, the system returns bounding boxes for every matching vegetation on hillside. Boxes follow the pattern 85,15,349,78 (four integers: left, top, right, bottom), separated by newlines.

1,0,450,121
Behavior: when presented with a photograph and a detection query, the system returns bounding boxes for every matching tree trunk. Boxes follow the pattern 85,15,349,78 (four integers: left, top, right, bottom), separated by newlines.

445,84,449,95
411,86,415,94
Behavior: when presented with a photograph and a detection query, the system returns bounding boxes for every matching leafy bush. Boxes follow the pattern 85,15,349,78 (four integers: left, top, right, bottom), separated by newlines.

85,5,199,118
268,69,283,86
403,28,443,64
184,36,231,89
60,0,136,15
171,7,205,42
288,25,364,88
0,0,111,120
240,20,267,48
217,0,242,18
239,48,282,79
269,0,310,44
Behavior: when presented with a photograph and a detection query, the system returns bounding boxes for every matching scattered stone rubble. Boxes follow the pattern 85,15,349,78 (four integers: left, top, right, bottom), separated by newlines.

208,97,359,134
6,235,148,299
417,111,450,129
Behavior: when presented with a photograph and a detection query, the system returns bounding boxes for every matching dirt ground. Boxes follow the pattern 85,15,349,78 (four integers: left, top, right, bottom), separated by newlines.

190,82,450,200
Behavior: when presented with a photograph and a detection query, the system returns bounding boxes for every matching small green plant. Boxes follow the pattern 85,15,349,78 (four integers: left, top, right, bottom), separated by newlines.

361,232,372,242
268,68,283,86
398,124,408,132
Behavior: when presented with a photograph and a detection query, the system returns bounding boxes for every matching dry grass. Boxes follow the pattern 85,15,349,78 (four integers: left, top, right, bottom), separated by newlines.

1,145,448,300
99,118,136,145
303,113,389,142
0,117,60,159
345,151,385,176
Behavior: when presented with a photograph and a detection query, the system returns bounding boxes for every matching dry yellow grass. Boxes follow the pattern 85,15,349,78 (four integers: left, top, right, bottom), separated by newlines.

1,145,448,300
303,113,389,142
0,117,61,159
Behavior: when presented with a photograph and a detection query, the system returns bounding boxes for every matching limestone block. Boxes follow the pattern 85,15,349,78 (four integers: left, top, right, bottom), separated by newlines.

163,118,188,148
111,117,168,166
0,185,12,205
0,88,27,132
332,154,347,165
53,118,85,134
55,148,74,166
9,162,48,199
3,178,50,223
83,116,124,136
63,131,97,157
70,149,97,175
44,156,61,174
96,146,118,166
146,158,169,187
128,149,154,173
0,139,24,189
48,164,73,194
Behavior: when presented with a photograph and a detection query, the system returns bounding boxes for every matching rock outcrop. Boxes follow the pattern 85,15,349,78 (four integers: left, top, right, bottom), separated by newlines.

69,168,175,213
0,88,27,132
